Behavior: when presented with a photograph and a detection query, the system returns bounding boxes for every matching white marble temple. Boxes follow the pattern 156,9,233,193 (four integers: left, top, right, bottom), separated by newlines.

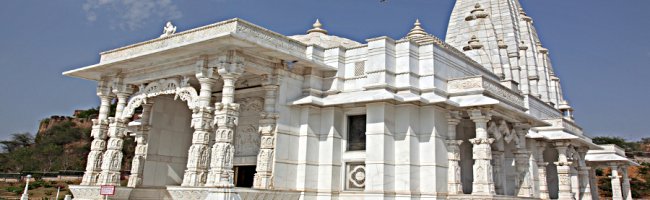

63,0,635,199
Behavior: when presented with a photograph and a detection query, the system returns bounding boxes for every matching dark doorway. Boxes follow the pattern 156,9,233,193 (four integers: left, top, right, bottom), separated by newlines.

234,165,256,187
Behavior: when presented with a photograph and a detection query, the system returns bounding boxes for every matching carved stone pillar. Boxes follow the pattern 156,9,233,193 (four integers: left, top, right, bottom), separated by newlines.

577,166,592,200
536,141,550,199
514,150,532,197
576,148,592,200
589,167,600,199
81,79,112,185
621,165,632,200
205,51,244,187
446,111,463,195
468,108,496,195
182,57,218,187
514,124,532,197
554,141,576,200
254,73,280,189
610,164,624,200
491,150,505,195
127,102,152,188
98,78,133,186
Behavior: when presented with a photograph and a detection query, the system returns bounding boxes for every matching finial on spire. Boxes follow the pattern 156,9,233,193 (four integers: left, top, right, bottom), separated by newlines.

307,19,328,34
406,19,428,39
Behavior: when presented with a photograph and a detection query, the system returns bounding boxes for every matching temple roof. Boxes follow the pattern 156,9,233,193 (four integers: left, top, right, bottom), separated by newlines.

289,19,361,49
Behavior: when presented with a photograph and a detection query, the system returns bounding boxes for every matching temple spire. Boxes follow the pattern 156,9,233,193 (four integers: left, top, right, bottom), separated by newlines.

445,0,568,109
307,19,328,35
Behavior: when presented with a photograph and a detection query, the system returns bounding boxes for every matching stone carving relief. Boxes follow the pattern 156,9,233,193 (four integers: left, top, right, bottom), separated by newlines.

235,125,260,157
347,163,366,190
234,97,264,157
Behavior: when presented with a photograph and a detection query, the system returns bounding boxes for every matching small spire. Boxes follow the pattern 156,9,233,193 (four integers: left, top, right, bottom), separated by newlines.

465,3,488,21
406,19,428,39
463,35,483,51
307,19,328,34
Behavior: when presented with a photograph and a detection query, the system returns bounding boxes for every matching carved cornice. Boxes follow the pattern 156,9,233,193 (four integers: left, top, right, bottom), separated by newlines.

100,19,306,64
448,76,525,109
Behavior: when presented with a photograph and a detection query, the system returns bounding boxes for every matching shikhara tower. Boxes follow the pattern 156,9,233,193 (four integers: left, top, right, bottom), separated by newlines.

64,1,635,200
447,0,567,110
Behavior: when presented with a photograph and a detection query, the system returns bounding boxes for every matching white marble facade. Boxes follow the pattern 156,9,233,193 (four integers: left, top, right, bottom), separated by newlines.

64,0,635,199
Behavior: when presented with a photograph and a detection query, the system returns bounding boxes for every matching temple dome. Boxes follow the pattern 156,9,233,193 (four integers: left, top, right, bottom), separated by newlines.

290,19,361,49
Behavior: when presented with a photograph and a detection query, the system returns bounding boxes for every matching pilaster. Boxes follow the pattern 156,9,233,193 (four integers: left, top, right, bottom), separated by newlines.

81,79,113,185
127,102,152,188
446,111,463,195
205,51,245,187
182,56,218,187
97,77,133,186
254,73,280,189
554,141,576,200
468,108,496,196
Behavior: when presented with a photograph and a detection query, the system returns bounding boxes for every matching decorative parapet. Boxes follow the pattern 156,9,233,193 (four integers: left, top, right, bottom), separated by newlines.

525,95,562,119
447,76,525,109
540,118,584,136
99,18,307,64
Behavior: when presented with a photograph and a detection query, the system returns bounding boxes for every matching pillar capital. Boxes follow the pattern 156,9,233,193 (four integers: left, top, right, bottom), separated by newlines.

195,55,218,81
216,50,245,79
97,78,113,98
261,73,280,87
447,110,462,125
111,76,134,96
468,107,491,122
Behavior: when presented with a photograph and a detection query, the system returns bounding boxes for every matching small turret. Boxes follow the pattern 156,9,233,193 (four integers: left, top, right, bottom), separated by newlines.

406,19,428,39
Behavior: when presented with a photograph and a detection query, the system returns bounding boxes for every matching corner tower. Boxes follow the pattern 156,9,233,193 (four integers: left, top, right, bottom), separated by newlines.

446,0,569,110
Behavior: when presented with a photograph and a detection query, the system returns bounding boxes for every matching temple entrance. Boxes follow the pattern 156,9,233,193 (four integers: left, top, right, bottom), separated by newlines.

141,95,193,187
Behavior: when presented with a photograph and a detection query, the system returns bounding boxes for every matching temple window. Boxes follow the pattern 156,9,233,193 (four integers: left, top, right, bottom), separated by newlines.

347,115,366,151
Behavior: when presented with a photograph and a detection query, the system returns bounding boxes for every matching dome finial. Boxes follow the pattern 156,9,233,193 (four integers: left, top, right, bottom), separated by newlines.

307,19,328,34
406,19,428,39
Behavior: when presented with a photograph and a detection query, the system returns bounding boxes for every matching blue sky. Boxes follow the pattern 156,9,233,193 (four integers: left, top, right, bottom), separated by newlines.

0,0,648,141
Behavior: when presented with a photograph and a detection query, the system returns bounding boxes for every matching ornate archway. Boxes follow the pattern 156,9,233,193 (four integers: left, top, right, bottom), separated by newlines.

120,77,199,120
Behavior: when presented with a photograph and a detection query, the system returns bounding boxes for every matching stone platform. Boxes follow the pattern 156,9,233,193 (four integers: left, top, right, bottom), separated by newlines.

69,185,301,200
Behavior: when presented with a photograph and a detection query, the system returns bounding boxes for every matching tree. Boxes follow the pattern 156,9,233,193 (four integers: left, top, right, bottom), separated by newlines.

0,132,34,153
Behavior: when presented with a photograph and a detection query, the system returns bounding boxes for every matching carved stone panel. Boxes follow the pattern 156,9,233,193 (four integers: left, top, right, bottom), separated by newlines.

234,97,264,157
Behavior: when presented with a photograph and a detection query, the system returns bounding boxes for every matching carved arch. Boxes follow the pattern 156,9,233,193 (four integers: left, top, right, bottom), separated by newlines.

120,77,199,119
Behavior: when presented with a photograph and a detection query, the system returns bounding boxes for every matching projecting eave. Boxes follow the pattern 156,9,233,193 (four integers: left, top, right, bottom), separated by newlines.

586,145,639,166
290,89,455,107
63,18,335,81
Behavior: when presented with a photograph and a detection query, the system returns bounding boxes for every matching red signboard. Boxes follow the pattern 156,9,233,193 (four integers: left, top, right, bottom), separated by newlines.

100,185,115,196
